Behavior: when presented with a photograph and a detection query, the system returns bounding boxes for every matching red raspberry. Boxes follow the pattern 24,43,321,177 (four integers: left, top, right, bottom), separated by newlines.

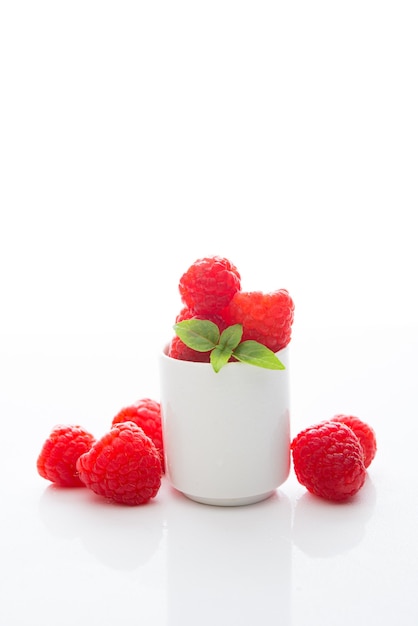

37,425,96,487
179,256,241,315
175,306,228,330
168,334,212,363
169,306,229,363
76,422,162,505
112,398,165,471
291,421,366,501
224,289,295,353
175,306,194,323
331,414,377,468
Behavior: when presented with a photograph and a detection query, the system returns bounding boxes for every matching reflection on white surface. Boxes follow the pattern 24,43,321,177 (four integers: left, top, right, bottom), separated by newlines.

1,334,418,626
39,485,165,570
165,486,291,626
292,476,377,558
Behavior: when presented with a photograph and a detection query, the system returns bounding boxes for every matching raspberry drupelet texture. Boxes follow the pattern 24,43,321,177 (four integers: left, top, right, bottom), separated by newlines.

179,256,241,315
174,306,228,330
37,425,96,487
112,398,165,471
76,421,162,505
291,421,366,501
331,414,377,468
224,289,295,353
168,335,212,363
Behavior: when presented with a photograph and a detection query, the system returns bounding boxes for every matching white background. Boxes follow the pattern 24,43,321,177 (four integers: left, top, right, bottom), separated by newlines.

1,2,417,625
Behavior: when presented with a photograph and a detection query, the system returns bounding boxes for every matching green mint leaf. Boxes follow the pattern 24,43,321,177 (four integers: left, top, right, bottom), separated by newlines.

173,320,285,373
218,324,243,351
232,340,285,370
174,319,220,352
210,345,234,373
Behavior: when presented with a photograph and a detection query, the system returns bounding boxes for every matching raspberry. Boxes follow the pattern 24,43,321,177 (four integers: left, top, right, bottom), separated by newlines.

175,306,228,330
112,398,165,471
291,421,366,501
224,289,295,353
169,306,229,363
179,256,241,315
168,334,212,363
175,306,194,323
331,414,377,468
76,422,162,505
37,425,96,487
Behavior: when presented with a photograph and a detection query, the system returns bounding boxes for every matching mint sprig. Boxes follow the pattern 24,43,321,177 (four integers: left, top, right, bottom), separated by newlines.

173,319,285,373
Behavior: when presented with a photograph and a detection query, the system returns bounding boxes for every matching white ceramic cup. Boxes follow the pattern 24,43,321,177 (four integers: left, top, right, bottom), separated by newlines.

159,345,290,506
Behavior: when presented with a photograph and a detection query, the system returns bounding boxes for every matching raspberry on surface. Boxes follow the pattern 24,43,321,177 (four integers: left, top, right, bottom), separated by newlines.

112,398,165,471
331,414,377,468
291,421,366,501
179,256,241,315
76,421,162,506
37,425,96,487
223,289,295,353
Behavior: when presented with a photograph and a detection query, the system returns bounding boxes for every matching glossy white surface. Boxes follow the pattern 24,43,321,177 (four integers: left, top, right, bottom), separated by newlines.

2,1,418,624
1,327,418,625
159,346,290,505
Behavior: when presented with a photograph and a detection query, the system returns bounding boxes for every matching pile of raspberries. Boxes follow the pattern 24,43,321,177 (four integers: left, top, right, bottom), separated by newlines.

37,398,164,506
169,255,295,361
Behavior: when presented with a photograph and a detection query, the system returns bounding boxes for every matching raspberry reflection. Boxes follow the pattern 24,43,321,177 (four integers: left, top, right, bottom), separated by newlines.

38,485,164,570
292,475,377,557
